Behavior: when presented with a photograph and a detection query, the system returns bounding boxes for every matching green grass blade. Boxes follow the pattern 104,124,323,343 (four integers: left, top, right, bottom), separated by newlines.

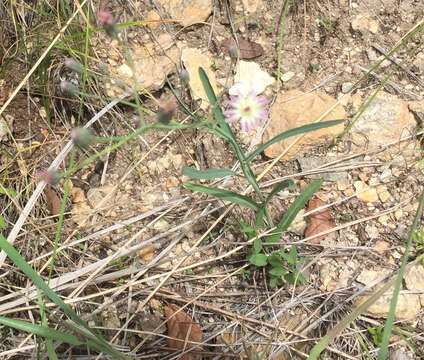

246,120,344,162
198,67,234,140
0,235,83,327
184,183,260,210
0,316,83,346
38,291,58,360
0,235,129,359
378,191,424,360
256,180,295,227
266,179,323,243
183,166,237,180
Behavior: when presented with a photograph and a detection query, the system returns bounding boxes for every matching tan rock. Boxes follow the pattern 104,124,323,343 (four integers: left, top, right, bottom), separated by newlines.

320,259,357,291
351,15,379,34
158,0,212,27
288,209,306,235
337,178,350,191
182,47,218,109
405,264,424,291
350,92,416,151
365,224,379,239
242,0,263,13
354,181,379,203
357,292,421,322
373,240,390,254
378,214,390,226
103,34,180,97
377,185,392,203
263,90,345,159
357,268,391,285
71,202,92,226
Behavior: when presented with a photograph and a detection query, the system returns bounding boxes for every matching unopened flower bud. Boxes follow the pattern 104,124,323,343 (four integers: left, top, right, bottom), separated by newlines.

97,9,118,38
71,127,93,148
157,98,177,124
64,58,84,74
179,69,190,83
37,169,60,185
60,80,79,97
228,45,239,60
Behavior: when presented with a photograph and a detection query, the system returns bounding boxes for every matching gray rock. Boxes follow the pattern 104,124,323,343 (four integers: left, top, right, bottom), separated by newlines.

281,71,295,82
390,349,414,360
297,156,348,182
341,82,353,94
367,48,378,61
0,115,13,142
350,92,416,151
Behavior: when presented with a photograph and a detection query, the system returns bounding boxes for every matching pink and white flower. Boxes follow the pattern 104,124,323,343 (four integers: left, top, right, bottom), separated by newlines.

223,90,268,132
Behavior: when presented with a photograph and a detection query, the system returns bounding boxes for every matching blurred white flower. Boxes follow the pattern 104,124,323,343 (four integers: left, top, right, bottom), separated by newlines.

224,89,268,132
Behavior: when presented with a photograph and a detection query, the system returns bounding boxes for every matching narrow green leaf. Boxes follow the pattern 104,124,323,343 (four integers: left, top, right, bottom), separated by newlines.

0,186,17,197
0,235,129,360
267,179,323,243
246,120,344,162
183,166,237,180
184,183,259,210
255,207,266,228
249,253,268,267
198,67,234,140
0,316,83,346
0,215,6,230
198,67,224,123
256,180,294,227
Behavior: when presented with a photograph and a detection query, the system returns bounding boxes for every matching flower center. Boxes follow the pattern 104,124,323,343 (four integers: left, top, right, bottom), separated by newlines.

242,105,251,115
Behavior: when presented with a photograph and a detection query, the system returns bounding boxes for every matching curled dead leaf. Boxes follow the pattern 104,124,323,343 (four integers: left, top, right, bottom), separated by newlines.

304,197,335,244
221,38,263,59
165,304,203,360
44,187,61,216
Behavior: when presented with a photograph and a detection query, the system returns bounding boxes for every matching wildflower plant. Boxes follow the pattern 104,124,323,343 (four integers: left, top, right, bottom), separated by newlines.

182,68,344,287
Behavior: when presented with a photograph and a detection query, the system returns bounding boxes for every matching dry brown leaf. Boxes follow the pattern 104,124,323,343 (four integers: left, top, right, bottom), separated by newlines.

44,187,61,216
221,38,263,59
165,304,203,360
304,197,334,244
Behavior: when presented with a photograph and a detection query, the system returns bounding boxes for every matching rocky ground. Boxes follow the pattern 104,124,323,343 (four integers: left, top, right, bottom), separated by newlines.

0,0,424,359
